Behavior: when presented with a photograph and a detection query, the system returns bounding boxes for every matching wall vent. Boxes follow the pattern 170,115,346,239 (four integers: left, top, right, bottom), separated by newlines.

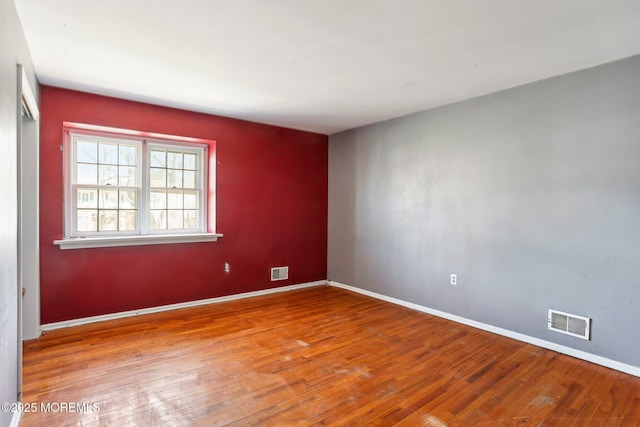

271,266,289,281
548,309,591,340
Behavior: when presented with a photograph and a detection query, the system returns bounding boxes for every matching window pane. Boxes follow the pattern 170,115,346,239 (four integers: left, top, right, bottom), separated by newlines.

184,191,198,209
119,145,137,166
184,153,197,170
150,210,167,230
184,210,198,229
168,210,183,229
150,150,166,167
167,152,183,169
167,192,183,209
119,190,137,209
167,169,183,188
77,188,97,208
77,210,97,231
76,140,97,163
183,170,196,189
150,168,166,188
99,143,118,165
77,163,98,185
99,165,118,185
150,191,166,209
99,189,118,209
119,210,137,231
119,166,137,186
99,210,118,231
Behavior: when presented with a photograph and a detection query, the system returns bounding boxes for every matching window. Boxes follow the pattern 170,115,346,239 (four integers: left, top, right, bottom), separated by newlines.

73,135,141,234
55,123,221,249
148,146,202,231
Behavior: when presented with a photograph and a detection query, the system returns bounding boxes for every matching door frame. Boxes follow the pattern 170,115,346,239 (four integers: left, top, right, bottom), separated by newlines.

16,64,40,400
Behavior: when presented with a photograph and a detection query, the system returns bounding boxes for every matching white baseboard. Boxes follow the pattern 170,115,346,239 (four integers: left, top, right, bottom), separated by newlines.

41,280,327,332
10,411,21,427
329,280,640,378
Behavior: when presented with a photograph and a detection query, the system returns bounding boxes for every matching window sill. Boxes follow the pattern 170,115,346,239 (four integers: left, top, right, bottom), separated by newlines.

54,233,223,250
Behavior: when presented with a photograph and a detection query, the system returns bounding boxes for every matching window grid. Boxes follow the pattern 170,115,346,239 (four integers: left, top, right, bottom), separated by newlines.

72,136,141,234
67,130,207,238
147,145,202,232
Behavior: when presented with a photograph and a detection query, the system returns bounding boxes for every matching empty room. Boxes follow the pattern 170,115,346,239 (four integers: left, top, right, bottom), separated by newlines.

2,0,640,425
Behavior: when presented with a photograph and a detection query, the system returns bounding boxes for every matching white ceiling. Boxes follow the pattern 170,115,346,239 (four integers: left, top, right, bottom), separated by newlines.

14,0,640,135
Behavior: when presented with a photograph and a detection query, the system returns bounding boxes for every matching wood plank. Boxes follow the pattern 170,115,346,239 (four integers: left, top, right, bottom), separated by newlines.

21,286,640,426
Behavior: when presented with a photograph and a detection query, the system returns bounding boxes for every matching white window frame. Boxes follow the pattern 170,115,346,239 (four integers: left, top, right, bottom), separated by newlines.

144,141,207,235
54,122,222,249
68,132,143,237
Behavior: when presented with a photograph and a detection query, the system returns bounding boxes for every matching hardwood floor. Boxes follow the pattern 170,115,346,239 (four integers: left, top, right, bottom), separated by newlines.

22,286,640,426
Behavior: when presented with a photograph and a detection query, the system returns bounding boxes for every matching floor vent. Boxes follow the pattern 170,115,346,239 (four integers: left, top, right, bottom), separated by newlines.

548,309,591,340
271,266,289,281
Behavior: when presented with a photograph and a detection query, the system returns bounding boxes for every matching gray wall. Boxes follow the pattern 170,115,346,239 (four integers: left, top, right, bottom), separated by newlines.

328,55,640,368
0,0,38,423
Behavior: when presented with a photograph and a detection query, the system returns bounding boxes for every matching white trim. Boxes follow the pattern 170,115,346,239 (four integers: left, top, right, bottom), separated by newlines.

20,67,39,120
54,232,223,249
41,280,327,331
328,281,640,378
10,411,21,427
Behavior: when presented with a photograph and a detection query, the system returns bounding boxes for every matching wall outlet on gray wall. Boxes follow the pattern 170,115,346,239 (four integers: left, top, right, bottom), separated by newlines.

450,274,457,285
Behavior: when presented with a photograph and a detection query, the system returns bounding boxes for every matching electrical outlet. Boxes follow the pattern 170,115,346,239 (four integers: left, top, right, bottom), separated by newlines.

450,274,457,285
224,262,230,273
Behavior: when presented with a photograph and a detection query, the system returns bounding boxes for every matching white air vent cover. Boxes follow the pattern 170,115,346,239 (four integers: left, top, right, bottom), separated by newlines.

548,309,591,340
271,266,289,281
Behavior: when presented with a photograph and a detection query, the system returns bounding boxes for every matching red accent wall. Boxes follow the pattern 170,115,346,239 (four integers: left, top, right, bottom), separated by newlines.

40,86,328,323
